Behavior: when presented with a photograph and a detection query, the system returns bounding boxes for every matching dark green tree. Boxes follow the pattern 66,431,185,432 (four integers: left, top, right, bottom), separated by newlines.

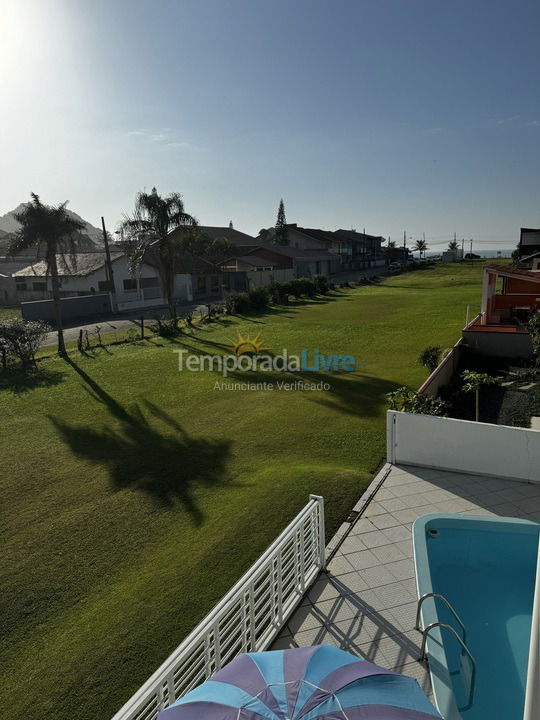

120,187,197,316
274,199,288,245
8,194,85,356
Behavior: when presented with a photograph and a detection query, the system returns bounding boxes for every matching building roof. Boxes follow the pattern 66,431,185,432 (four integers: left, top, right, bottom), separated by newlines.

253,244,334,261
486,264,540,283
13,252,124,278
169,225,258,247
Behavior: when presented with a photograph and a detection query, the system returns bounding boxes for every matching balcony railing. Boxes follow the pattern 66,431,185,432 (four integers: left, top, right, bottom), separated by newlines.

111,494,325,720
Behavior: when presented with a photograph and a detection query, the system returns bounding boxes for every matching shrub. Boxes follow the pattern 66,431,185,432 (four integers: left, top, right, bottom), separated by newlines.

225,291,251,315
268,280,287,304
0,318,50,368
417,345,443,373
248,285,270,310
151,316,180,337
386,386,447,416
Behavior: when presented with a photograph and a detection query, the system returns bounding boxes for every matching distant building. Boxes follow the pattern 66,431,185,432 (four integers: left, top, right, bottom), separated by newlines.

519,228,540,259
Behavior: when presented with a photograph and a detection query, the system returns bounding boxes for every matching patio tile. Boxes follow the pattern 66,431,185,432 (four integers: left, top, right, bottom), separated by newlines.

370,543,408,564
364,501,387,517
339,534,367,554
379,497,408,512
387,601,418,632
349,518,378,535
386,558,415,581
287,604,326,634
381,525,411,543
372,581,416,610
330,570,369,594
378,630,421,667
326,553,355,576
369,513,401,530
307,574,342,603
342,548,381,570
358,530,393,549
360,564,397,589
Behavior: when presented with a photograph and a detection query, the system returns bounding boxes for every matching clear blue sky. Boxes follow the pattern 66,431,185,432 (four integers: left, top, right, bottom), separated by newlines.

1,0,539,250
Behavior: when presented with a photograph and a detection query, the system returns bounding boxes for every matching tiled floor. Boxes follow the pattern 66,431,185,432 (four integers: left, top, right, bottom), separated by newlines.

271,463,540,699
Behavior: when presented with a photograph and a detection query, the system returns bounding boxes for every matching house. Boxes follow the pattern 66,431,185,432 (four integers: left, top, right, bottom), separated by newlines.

519,228,540,260
462,264,540,358
12,252,193,311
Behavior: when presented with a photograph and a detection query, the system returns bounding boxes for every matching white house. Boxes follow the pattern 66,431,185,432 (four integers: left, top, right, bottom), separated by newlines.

12,252,193,311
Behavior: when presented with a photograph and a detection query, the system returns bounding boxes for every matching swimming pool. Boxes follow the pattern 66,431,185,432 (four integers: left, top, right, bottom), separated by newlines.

413,514,540,720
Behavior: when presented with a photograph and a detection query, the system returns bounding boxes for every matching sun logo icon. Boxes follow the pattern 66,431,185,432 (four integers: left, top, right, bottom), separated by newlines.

221,331,270,356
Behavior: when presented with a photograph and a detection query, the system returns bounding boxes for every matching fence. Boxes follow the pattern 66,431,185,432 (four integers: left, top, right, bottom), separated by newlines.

387,410,540,483
417,337,463,397
111,495,325,720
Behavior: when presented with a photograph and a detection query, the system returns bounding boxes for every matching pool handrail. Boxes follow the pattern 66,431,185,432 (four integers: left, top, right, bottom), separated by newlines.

416,592,467,643
420,621,476,711
523,536,540,720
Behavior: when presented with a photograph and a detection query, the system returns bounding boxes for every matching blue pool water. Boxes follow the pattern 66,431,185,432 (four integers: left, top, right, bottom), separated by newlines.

413,514,539,720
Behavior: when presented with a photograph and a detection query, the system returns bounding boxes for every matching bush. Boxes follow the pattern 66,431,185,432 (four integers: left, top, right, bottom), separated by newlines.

151,316,180,337
225,291,251,315
417,345,443,373
248,285,270,310
313,275,330,293
268,280,287,304
386,386,447,416
0,318,50,368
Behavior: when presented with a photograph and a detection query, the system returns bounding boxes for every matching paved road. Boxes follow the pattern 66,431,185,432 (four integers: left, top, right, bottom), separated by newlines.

42,302,214,347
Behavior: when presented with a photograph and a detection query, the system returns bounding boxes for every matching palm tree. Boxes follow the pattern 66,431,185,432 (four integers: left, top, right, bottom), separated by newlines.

413,238,427,258
120,188,197,316
448,239,459,251
8,193,85,356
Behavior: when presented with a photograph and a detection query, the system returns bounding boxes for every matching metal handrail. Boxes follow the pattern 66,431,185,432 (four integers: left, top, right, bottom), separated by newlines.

420,622,476,711
416,592,467,642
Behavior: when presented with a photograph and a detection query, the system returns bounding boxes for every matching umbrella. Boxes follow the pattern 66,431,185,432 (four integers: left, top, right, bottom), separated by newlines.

158,644,441,720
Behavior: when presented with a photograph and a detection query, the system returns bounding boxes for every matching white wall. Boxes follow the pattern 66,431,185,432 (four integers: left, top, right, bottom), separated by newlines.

387,410,540,482
246,268,295,287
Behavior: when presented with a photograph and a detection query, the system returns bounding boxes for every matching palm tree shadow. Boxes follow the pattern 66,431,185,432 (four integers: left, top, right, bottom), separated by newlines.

49,358,233,525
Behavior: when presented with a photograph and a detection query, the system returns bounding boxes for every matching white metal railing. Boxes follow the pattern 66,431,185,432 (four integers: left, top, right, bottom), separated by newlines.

524,536,540,720
111,495,325,720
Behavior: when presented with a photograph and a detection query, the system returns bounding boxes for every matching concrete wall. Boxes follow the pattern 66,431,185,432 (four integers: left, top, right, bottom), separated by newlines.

418,338,463,397
0,276,16,304
21,293,112,325
387,410,540,483
462,327,533,359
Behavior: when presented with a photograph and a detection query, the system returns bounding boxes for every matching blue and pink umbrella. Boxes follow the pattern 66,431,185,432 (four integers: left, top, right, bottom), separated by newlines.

158,645,440,720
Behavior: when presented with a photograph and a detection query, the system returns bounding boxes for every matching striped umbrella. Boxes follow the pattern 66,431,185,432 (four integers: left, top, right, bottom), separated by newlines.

158,645,440,720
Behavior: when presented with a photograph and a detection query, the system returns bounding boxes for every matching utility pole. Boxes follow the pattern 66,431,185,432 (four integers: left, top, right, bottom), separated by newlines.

470,238,473,267
101,217,118,312
461,237,464,260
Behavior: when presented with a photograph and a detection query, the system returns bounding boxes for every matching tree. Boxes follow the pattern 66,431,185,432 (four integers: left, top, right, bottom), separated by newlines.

418,345,443,373
413,238,427,258
0,317,50,369
120,187,197,316
448,239,459,251
461,370,500,422
8,194,85,356
274,199,288,245
387,240,396,249
228,221,233,229
528,313,540,366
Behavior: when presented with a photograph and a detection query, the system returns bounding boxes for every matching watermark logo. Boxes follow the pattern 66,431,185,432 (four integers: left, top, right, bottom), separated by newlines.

173,331,356,383
220,331,270,356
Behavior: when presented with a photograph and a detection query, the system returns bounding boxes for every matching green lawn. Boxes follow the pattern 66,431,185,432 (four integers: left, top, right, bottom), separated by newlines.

1,262,491,720
0,305,21,319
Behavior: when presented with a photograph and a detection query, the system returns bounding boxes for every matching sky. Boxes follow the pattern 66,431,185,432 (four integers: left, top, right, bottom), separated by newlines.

1,0,539,251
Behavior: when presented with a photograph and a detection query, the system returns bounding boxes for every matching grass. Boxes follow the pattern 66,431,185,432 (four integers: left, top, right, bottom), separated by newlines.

1,262,493,720
0,305,21,319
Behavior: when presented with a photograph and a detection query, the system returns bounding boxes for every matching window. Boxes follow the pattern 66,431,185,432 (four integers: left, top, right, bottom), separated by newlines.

197,275,207,293
123,278,137,292
15,280,27,291
98,280,113,292
32,281,47,291
140,276,160,288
